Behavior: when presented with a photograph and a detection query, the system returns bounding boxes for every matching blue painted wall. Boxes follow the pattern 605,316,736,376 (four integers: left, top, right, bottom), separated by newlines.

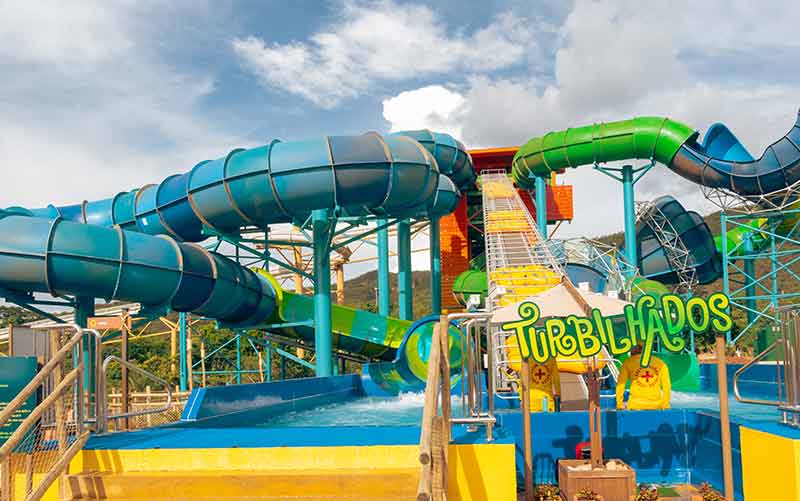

496,409,743,500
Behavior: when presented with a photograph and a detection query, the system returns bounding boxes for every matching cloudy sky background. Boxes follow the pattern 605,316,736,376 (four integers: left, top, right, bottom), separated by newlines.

2,0,799,277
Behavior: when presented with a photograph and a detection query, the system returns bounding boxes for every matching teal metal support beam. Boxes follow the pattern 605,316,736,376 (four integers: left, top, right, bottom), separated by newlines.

312,208,333,376
179,312,188,392
534,176,548,238
429,217,442,315
236,333,242,385
76,296,95,393
279,344,286,379
377,218,391,317
397,219,413,320
742,235,758,329
275,346,315,370
720,212,731,343
622,165,637,270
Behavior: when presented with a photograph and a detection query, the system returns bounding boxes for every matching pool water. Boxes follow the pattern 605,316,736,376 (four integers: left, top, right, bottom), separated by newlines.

256,390,784,427
671,391,783,423
258,392,436,427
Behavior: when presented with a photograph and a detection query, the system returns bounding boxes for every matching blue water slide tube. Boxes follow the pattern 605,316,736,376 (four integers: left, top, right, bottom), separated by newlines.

0,213,277,326
28,131,473,241
671,110,800,196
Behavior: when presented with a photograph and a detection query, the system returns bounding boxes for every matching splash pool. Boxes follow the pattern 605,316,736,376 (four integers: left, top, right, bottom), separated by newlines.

671,391,782,423
253,390,784,427
257,392,463,427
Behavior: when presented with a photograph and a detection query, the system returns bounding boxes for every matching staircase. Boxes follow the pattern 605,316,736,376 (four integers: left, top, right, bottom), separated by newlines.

63,469,420,500
62,445,423,500
479,172,612,405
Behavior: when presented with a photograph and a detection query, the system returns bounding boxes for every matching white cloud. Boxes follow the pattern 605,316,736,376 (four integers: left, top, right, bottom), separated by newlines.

232,1,537,108
382,85,466,138
383,0,800,238
0,1,238,209
0,2,131,68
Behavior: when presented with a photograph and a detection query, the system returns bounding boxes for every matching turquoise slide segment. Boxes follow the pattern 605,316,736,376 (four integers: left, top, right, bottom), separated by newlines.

0,213,277,326
30,131,471,241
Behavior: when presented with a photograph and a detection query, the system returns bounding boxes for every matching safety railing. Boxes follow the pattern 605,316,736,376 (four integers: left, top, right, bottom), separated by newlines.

98,356,177,433
417,316,450,501
0,325,101,501
733,305,800,428
417,313,495,501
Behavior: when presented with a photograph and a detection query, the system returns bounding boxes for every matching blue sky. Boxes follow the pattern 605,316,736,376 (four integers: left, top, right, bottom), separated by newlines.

1,0,799,259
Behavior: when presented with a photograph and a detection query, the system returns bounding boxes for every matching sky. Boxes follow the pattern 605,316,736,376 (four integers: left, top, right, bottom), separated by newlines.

2,0,799,277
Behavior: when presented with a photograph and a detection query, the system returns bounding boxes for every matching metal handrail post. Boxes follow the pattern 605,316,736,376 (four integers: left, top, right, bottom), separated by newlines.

445,312,494,441
99,355,174,432
733,340,781,406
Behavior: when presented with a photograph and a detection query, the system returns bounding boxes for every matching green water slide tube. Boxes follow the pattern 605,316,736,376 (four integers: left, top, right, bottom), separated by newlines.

512,111,800,258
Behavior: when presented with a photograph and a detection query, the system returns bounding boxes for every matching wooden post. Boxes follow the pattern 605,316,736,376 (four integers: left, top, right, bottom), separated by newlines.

716,334,734,500
257,346,265,383
294,247,304,294
120,310,129,431
6,324,13,357
145,385,152,428
562,277,605,467
521,358,534,501
24,455,32,498
50,328,67,494
588,363,603,468
1,454,11,501
419,324,443,466
438,316,451,446
336,265,345,304
438,317,451,497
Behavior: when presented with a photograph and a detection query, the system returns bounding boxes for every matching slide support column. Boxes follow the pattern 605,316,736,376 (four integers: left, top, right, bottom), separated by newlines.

430,217,442,315
76,296,95,394
397,219,413,321
622,165,638,269
179,312,188,391
236,333,242,385
535,175,548,238
742,235,759,333
313,209,333,377
594,162,653,277
377,218,391,316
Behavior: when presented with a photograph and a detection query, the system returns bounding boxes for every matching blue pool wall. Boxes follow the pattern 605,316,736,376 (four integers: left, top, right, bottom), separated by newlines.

699,362,782,399
180,374,364,426
498,409,744,501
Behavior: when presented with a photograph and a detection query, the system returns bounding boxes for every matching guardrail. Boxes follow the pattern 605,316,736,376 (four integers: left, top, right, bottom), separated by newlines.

417,313,494,501
734,306,800,428
0,325,100,501
98,356,178,433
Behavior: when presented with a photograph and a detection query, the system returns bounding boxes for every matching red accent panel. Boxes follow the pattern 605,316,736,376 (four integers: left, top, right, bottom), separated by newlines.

517,186,574,223
439,197,469,311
